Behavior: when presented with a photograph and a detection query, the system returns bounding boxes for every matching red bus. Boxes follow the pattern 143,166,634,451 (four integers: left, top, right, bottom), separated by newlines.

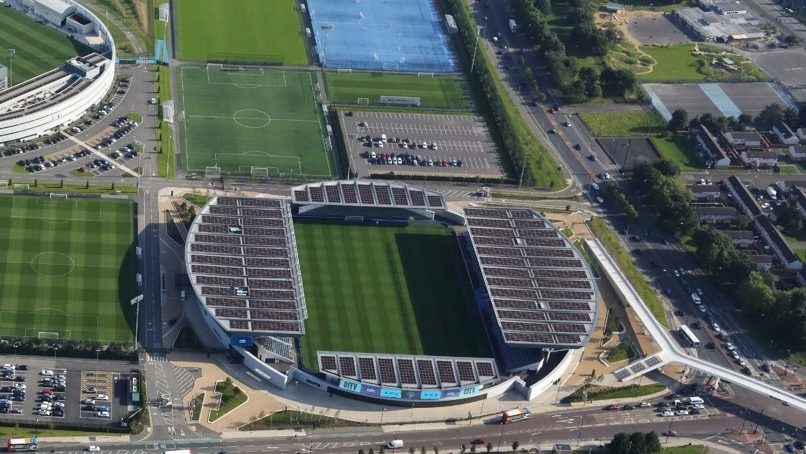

7,438,37,452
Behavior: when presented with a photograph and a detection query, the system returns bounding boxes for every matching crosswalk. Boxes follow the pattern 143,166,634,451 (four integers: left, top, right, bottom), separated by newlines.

146,353,168,362
437,189,477,199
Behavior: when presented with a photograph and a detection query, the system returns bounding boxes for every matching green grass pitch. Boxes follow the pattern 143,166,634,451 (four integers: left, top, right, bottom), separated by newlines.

324,72,472,110
178,66,332,177
173,0,308,66
295,220,491,370
0,7,93,85
0,196,136,343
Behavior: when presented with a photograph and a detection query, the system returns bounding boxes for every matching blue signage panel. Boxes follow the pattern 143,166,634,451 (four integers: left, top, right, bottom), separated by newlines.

460,385,480,396
339,379,362,393
441,388,461,399
359,384,381,396
420,390,441,400
380,388,402,399
230,335,253,347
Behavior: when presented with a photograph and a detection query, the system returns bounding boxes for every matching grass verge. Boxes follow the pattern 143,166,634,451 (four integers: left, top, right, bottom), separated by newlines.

127,112,144,123
209,380,247,422
0,427,118,438
638,44,767,82
606,342,636,363
190,392,204,422
182,193,213,208
664,447,708,454
562,383,666,403
240,409,371,431
651,136,699,171
580,112,666,136
6,181,135,194
155,63,175,178
79,0,143,56
588,218,668,328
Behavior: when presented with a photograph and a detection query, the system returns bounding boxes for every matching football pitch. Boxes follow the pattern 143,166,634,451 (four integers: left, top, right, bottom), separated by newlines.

0,6,93,85
0,196,136,343
173,0,309,66
324,72,471,110
295,220,490,370
178,66,332,177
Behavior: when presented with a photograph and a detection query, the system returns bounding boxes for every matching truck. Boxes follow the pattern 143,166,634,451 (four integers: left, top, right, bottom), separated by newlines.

508,19,517,33
766,186,778,200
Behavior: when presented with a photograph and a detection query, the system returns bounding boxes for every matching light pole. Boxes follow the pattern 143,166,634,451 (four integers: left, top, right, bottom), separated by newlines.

784,350,791,376
6,49,14,88
665,420,674,443
470,26,485,74
577,415,584,446
13,343,19,364
380,407,386,425
52,345,59,363
95,349,101,374
497,423,506,452
131,294,144,351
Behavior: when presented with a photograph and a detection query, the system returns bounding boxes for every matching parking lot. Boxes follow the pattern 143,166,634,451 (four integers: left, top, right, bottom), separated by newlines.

627,13,693,45
597,137,661,170
343,111,504,178
643,82,792,119
0,357,131,428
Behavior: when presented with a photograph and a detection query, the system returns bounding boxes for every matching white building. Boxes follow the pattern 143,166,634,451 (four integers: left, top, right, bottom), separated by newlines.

773,122,799,145
741,150,778,167
788,145,806,161
0,0,115,145
0,64,7,91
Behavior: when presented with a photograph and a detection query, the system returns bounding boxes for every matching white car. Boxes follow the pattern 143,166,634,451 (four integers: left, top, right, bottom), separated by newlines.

596,196,604,204
640,401,651,407
711,323,721,332
673,270,680,277
88,447,101,452
603,172,611,179
38,410,51,416
591,182,600,191
83,387,97,393
40,369,54,376
97,410,110,418
96,394,109,401
661,410,674,417
691,403,704,409
675,409,689,415
697,304,707,314
725,342,736,351
82,399,95,405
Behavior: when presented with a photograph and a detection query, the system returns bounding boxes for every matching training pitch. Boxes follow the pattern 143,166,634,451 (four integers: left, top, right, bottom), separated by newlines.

0,7,93,85
294,219,489,370
0,195,136,343
178,66,332,177
324,72,471,110
173,0,308,65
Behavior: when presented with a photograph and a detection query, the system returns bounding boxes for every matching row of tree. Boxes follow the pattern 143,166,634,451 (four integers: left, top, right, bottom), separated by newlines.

511,0,638,102
629,161,806,350
605,183,639,220
630,161,698,234
668,103,806,133
0,337,137,360
445,0,564,188
690,226,806,350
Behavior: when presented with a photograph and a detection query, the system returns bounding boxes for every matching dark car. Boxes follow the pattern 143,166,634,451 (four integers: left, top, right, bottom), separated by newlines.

168,318,178,327
793,441,805,450
573,143,582,150
471,439,486,445
15,365,27,371
606,404,620,410
761,364,772,373
623,404,636,410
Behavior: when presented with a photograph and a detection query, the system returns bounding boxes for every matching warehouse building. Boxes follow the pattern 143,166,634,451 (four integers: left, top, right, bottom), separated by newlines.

674,7,765,41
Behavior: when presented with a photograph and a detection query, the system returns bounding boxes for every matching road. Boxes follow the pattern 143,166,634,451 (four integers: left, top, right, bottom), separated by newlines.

37,397,801,454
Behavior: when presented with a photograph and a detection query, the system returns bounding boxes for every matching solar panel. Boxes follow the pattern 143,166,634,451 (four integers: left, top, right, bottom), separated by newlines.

397,359,417,385
358,357,377,381
309,186,325,202
456,361,475,382
436,360,456,385
416,359,437,386
374,184,392,205
342,183,359,204
339,356,357,377
476,361,495,378
378,358,397,384
320,355,338,373
294,190,309,202
325,184,342,204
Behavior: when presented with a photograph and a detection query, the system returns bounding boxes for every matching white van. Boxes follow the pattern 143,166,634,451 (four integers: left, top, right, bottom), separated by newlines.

381,134,388,143
136,273,143,286
387,440,404,449
180,290,187,302
688,396,704,404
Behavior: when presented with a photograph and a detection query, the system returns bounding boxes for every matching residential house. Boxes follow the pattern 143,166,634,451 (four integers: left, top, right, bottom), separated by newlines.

725,175,763,219
792,185,806,218
797,127,806,143
696,206,738,223
723,229,755,246
788,145,806,161
748,254,773,269
754,215,803,270
692,124,731,168
741,150,778,167
724,130,765,149
773,122,799,145
689,184,722,201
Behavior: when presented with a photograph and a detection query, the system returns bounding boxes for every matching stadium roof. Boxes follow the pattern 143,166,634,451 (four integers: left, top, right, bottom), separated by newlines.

318,351,499,390
292,180,445,210
184,196,307,337
464,207,599,349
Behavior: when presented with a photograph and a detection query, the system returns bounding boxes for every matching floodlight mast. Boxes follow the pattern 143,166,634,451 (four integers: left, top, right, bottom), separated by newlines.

321,24,334,68
6,49,15,88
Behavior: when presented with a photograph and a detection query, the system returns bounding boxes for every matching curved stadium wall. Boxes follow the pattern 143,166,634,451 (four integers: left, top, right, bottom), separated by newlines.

0,0,115,144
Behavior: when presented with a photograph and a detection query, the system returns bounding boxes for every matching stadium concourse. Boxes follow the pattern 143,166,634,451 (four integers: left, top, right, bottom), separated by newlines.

184,181,599,406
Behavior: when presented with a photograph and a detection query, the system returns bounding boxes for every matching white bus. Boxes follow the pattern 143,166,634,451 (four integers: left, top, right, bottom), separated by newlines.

679,325,700,347
7,438,37,452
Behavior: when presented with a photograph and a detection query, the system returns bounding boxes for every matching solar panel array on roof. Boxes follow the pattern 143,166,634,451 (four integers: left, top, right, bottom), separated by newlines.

317,352,499,389
291,181,446,209
464,207,598,349
185,197,307,336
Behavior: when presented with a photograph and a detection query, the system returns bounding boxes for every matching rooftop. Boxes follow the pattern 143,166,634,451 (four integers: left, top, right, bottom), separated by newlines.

464,207,598,349
755,215,799,264
696,206,738,216
675,7,764,39
726,175,763,219
292,180,445,210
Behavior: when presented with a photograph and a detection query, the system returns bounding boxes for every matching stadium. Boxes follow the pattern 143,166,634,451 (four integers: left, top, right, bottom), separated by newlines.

184,182,599,406
0,0,115,145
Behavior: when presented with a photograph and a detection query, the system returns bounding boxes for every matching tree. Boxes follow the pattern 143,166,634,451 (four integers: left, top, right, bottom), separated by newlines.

512,441,520,452
777,206,805,236
600,67,637,98
784,34,799,45
359,450,366,454
653,159,680,177
668,108,688,132
486,442,493,453
409,448,416,454
535,0,551,14
755,103,787,130
735,213,750,229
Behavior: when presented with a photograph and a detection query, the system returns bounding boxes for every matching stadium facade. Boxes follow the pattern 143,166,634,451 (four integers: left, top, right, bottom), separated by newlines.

0,0,115,145
185,182,599,406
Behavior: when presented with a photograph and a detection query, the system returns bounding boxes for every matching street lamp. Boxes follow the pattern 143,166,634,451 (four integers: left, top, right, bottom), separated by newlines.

320,24,334,68
380,407,386,425
13,343,19,364
95,349,101,373
52,345,59,363
470,25,485,74
784,350,791,376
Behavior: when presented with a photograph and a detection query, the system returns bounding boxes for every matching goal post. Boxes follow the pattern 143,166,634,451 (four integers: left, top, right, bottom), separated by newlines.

207,63,223,70
205,166,221,175
251,167,269,177
417,72,434,77
345,215,364,222
337,68,352,73
49,193,68,199
357,97,370,105
13,184,30,190
37,332,59,340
